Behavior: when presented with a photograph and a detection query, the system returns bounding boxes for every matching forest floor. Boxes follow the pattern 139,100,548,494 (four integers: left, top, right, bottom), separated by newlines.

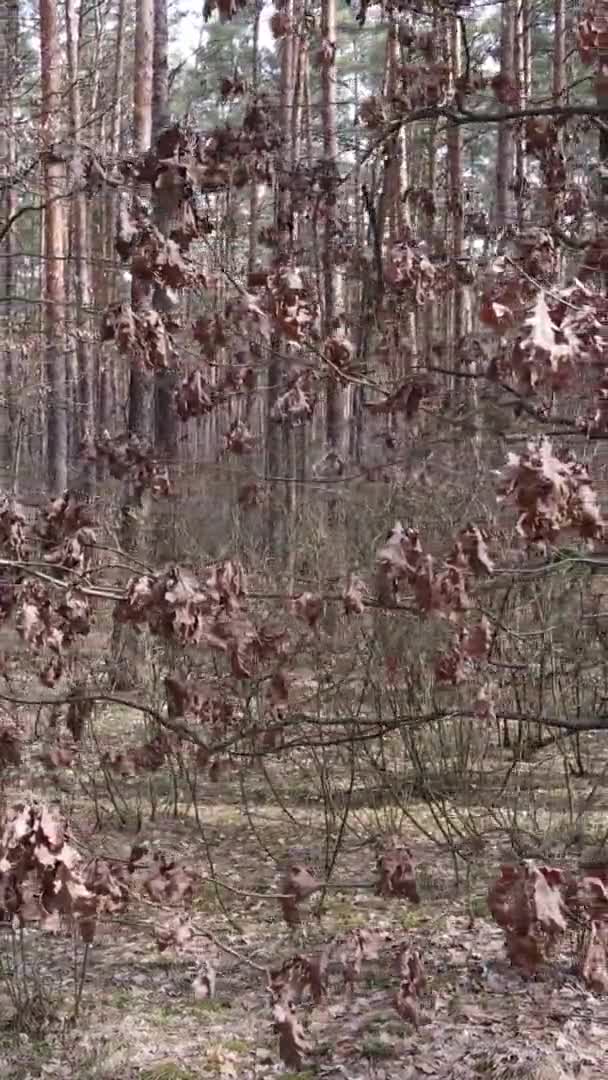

1,713,608,1080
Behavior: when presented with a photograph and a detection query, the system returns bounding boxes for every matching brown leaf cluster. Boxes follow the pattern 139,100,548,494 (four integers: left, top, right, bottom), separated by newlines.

175,364,255,422
395,947,426,1029
499,438,604,545
114,560,276,680
376,838,419,902
101,302,175,371
0,801,124,942
91,431,171,498
488,861,568,976
279,864,322,926
271,369,317,426
143,851,196,906
16,580,92,685
385,239,436,305
0,494,26,560
364,374,436,419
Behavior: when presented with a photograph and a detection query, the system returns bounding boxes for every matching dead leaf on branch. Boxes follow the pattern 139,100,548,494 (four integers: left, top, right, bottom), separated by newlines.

291,592,323,627
270,950,329,1006
488,861,567,976
499,438,604,546
144,853,196,906
343,574,368,615
376,840,419,902
279,864,322,927
0,802,107,942
0,726,21,770
395,979,421,1028
273,1001,310,1070
336,928,388,990
193,957,216,999
578,921,608,993
155,914,194,953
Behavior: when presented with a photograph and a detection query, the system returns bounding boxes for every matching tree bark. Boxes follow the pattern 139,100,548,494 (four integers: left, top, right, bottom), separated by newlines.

0,0,19,480
495,1,515,230
447,15,465,367
152,0,177,468
65,0,96,497
321,0,344,453
265,0,294,555
40,0,68,495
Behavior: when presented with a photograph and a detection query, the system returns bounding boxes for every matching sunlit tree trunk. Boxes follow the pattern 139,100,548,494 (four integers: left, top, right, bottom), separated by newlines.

152,0,177,468
65,0,96,497
40,0,68,494
266,0,294,555
321,0,345,454
447,15,465,369
495,0,515,229
513,0,529,229
129,0,154,441
112,0,154,688
247,0,262,276
0,0,19,481
98,0,126,461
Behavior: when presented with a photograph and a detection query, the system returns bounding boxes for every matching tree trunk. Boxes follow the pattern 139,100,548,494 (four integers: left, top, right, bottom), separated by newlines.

128,0,154,442
321,0,344,454
152,0,177,469
447,15,465,370
65,0,96,497
247,1,262,276
111,0,155,689
265,0,294,555
495,1,515,230
40,0,68,495
0,0,19,482
98,0,126,475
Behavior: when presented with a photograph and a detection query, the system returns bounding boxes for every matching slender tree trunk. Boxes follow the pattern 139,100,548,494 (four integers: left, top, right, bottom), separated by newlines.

0,0,19,480
447,15,465,368
129,0,154,440
65,0,96,497
98,0,126,467
152,0,177,469
112,0,154,688
495,1,515,229
266,0,294,555
513,0,528,229
321,0,343,453
248,0,262,276
40,0,68,495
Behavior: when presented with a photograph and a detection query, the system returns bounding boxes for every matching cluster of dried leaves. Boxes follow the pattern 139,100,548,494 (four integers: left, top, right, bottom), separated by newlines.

0,801,127,941
499,438,604,546
269,929,428,1068
488,858,608,991
114,559,288,682
86,431,171,498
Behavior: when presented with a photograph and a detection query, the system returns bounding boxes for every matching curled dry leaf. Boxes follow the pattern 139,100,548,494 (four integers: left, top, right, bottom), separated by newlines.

488,861,567,975
343,574,367,615
578,921,608,993
273,1001,310,1070
279,864,322,927
155,914,194,952
399,947,427,993
376,841,419,903
465,616,492,659
270,950,329,1006
395,980,421,1028
193,958,216,999
291,592,323,627
144,854,196,906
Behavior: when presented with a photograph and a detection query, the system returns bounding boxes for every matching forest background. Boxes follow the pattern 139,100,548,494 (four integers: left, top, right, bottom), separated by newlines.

2,1,608,1078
